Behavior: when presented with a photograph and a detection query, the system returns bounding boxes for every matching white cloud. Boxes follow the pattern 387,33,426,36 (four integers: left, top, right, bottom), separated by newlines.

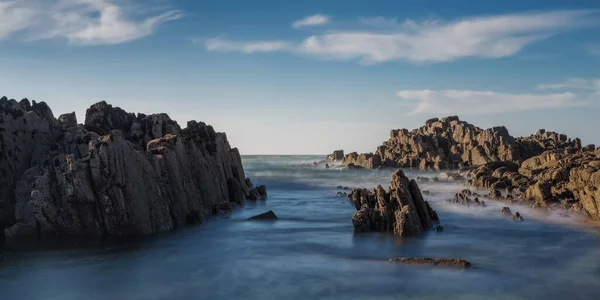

205,10,598,64
203,38,291,53
292,14,330,28
537,78,600,93
299,10,597,64
0,0,182,45
397,87,591,116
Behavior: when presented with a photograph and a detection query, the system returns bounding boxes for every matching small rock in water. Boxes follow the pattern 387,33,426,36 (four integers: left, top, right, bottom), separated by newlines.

436,225,444,232
246,210,278,221
343,186,350,190
337,185,343,189
501,207,512,218
389,257,471,269
513,212,524,222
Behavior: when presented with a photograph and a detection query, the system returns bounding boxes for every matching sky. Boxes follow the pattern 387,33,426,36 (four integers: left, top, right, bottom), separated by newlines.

0,0,599,155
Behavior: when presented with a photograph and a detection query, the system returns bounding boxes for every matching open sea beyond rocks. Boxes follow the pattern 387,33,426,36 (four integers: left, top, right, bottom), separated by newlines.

1,155,600,300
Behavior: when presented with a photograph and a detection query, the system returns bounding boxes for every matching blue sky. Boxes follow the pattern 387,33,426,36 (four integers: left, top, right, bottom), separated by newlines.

1,0,599,154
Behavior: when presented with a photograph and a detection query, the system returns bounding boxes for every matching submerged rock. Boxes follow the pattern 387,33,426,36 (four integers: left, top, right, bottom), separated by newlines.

350,169,438,237
389,257,472,269
246,210,278,221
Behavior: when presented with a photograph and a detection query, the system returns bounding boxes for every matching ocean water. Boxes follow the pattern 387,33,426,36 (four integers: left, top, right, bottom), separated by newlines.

1,155,600,300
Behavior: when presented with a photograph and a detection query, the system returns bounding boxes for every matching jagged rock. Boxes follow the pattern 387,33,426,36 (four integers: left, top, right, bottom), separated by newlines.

246,210,278,221
58,112,77,127
501,207,512,218
342,152,382,169
349,170,438,236
325,150,344,162
1,99,259,242
328,117,583,170
389,257,471,269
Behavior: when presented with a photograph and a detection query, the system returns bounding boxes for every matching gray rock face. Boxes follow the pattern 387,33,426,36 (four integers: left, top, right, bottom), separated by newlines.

1,97,258,241
350,169,438,236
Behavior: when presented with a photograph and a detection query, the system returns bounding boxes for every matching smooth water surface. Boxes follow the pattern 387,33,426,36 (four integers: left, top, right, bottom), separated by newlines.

1,155,600,300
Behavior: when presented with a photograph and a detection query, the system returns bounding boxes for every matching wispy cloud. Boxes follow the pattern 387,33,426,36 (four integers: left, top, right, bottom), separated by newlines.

398,78,600,115
292,14,330,28
203,38,291,53
0,0,182,45
587,44,600,55
537,78,600,92
205,10,598,64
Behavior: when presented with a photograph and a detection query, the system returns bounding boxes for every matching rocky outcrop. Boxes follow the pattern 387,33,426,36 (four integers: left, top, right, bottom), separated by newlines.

463,149,600,220
325,150,344,162
1,97,262,242
349,169,439,236
330,116,583,170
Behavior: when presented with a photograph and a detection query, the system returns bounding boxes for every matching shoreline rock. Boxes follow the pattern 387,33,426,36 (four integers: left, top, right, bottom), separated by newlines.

350,169,439,237
326,117,583,170
1,97,264,244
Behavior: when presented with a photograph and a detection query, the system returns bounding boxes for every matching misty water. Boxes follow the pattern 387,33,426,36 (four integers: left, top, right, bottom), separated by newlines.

2,155,600,300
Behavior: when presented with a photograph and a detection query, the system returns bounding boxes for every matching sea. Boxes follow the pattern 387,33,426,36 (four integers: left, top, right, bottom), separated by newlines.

1,155,600,300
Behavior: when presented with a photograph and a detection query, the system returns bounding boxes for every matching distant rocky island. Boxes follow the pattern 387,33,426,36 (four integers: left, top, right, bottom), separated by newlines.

327,116,600,220
1,97,265,244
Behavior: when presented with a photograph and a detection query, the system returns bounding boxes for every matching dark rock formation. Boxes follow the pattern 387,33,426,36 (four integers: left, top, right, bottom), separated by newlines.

1,97,260,242
329,117,583,170
389,257,472,269
325,150,344,162
349,170,438,236
246,210,278,221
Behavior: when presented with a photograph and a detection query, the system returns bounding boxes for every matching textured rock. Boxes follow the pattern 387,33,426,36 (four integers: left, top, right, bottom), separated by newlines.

389,257,472,269
330,117,582,170
1,98,259,242
462,149,600,220
350,170,438,236
325,150,344,162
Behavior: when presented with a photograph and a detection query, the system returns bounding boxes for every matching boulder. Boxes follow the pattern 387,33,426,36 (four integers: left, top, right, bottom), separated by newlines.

246,210,278,221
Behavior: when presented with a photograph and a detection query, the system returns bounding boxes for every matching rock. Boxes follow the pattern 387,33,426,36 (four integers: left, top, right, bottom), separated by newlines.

256,185,267,199
436,225,444,232
246,210,278,221
326,118,582,170
325,150,344,162
513,212,524,222
389,257,471,269
1,99,259,242
349,169,438,236
501,207,512,218
489,189,502,200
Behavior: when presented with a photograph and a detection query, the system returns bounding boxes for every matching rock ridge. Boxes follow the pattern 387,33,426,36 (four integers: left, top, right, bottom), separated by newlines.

1,97,262,242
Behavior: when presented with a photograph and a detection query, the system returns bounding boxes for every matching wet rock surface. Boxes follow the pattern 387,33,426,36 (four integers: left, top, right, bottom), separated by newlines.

1,97,262,242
